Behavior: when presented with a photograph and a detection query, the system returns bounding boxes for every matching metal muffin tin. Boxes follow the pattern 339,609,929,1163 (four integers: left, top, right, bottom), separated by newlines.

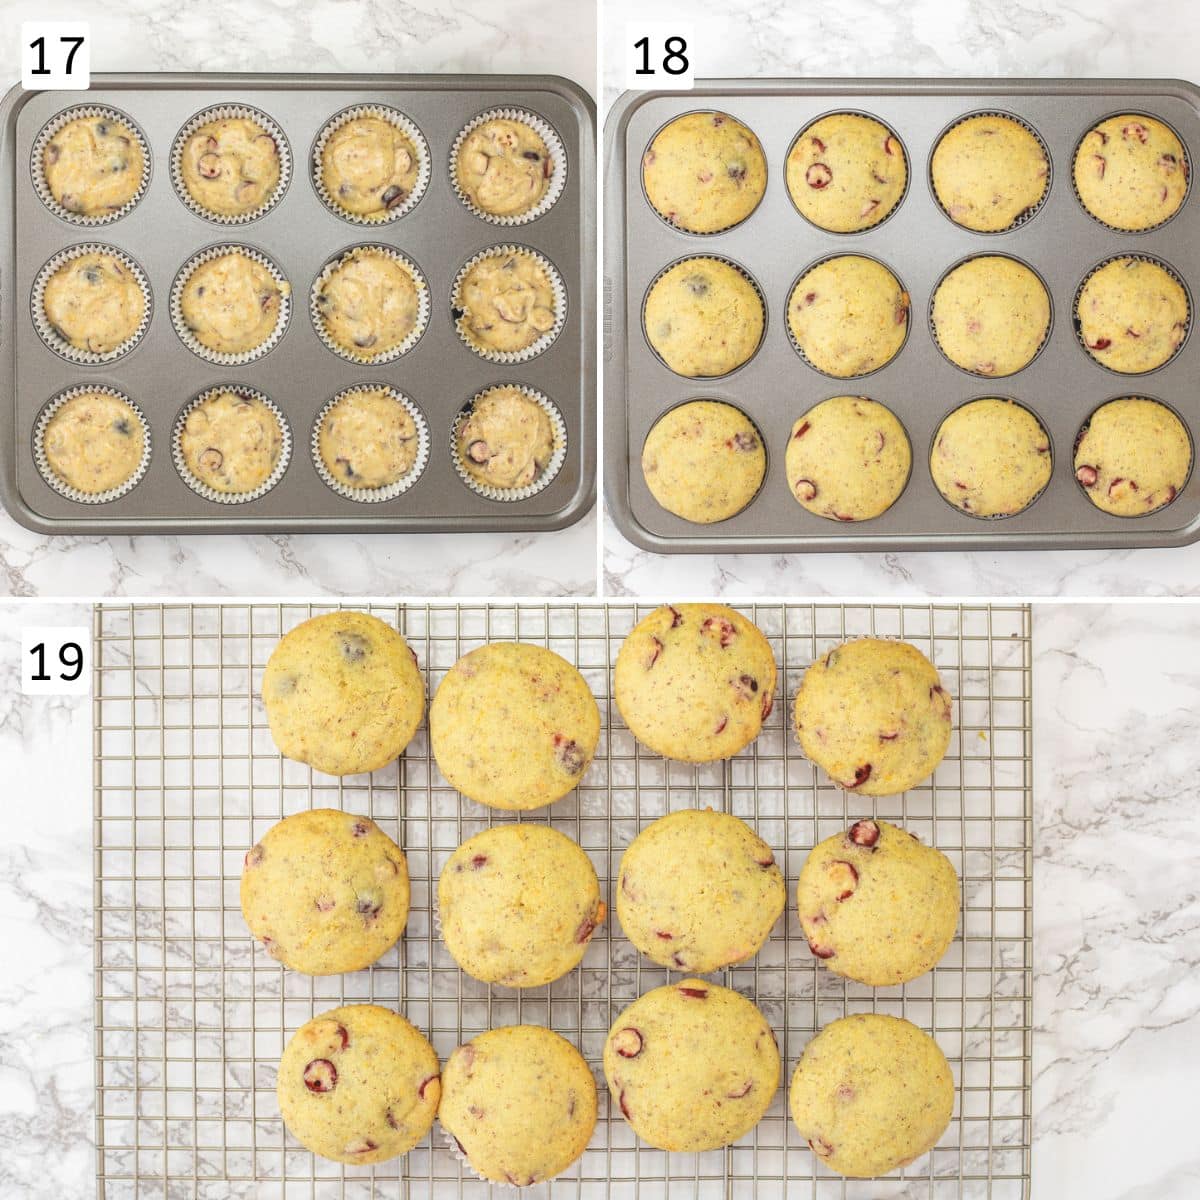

605,78,1200,553
0,72,595,535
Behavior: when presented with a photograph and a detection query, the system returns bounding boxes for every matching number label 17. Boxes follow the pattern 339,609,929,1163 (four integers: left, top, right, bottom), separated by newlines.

21,22,91,90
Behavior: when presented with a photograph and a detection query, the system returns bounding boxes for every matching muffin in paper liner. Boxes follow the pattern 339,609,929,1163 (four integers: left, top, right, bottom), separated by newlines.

31,104,151,226
32,242,153,364
450,243,567,364
312,104,431,225
33,384,151,504
309,245,430,365
450,383,567,502
169,103,292,225
311,384,431,503
170,242,291,366
171,385,292,505
450,106,567,226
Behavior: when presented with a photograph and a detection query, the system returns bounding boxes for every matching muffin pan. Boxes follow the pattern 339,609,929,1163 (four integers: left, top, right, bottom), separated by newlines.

605,78,1200,553
0,73,595,534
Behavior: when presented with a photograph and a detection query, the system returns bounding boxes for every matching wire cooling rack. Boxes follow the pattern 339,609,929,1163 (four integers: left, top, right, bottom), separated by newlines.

93,603,1033,1199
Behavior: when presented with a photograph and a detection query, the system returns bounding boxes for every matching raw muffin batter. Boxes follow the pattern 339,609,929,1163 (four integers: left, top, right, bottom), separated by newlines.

786,112,907,233
438,825,604,987
785,396,911,522
429,642,600,810
641,400,765,523
454,248,558,356
319,114,421,219
42,113,144,217
643,258,764,377
455,116,554,219
931,398,1052,518
440,1026,596,1186
603,980,780,1152
1074,114,1188,231
931,255,1050,377
179,115,281,217
1076,257,1188,373
793,638,953,796
931,113,1049,231
616,808,785,973
1074,397,1191,516
796,818,959,985
790,1014,953,1178
642,110,767,233
41,251,145,355
456,386,557,492
314,247,423,360
178,249,287,356
317,387,421,492
41,391,144,496
241,808,409,974
277,1005,440,1165
178,390,283,495
787,255,909,377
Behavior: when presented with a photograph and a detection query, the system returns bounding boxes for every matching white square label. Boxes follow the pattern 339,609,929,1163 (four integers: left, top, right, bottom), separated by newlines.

21,22,91,90
20,626,91,695
624,22,695,91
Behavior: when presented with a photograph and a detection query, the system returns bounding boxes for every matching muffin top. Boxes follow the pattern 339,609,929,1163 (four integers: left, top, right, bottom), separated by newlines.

179,116,281,217
42,251,145,356
456,386,557,492
314,247,424,360
178,390,283,495
41,391,145,496
454,248,558,357
455,117,553,218
1076,257,1188,374
317,387,421,493
319,115,420,219
178,250,287,356
43,114,144,217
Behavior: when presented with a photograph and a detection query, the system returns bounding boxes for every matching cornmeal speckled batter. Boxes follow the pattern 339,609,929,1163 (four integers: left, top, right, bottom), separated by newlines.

42,251,145,354
179,250,287,356
41,391,144,495
318,388,420,491
454,249,557,356
457,386,556,491
454,117,553,218
43,115,144,216
179,390,283,495
179,116,281,217
315,248,423,360
320,115,420,219
1076,257,1188,374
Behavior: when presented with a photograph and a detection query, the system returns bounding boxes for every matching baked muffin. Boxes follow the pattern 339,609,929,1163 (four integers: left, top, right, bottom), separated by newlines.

643,258,763,377
317,387,422,494
786,396,911,522
314,247,424,360
641,400,765,523
278,1005,439,1165
1076,257,1188,373
319,114,421,220
42,113,144,217
931,398,1052,518
41,251,145,355
786,113,906,233
178,249,288,357
241,809,409,974
438,825,603,987
262,611,425,776
454,248,558,357
931,256,1050,377
642,111,767,233
614,603,776,763
794,638,952,795
787,256,909,377
604,979,780,1152
1074,114,1188,231
790,1014,953,1178
178,115,281,217
429,642,600,810
931,113,1049,231
616,808,785,973
440,1026,596,1186
456,386,558,492
1074,397,1192,516
796,818,959,984
178,390,284,496
40,391,145,496
454,117,554,219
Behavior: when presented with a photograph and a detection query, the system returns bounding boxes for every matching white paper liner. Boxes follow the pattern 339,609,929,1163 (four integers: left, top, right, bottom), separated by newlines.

169,103,292,225
311,385,431,503
31,242,152,364
33,384,151,504
439,1124,522,1189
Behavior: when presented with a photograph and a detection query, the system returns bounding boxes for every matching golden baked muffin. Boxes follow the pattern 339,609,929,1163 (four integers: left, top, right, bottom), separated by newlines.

319,114,421,219
787,256,909,377
261,611,425,776
931,113,1049,231
796,818,959,985
616,808,785,973
614,603,776,763
42,114,144,217
790,1014,954,1178
931,398,1051,518
41,391,144,496
641,400,765,523
786,113,906,233
317,387,421,494
785,396,911,522
178,249,288,356
456,386,558,492
1074,397,1192,516
440,1026,596,1186
643,258,763,377
1074,114,1188,231
429,642,600,811
931,256,1050,377
455,117,554,219
278,1005,439,1165
794,638,953,795
241,808,409,974
642,111,767,233
41,252,145,355
314,247,424,361
438,825,604,987
178,390,283,496
179,115,281,217
604,979,780,1152
1076,257,1188,374
454,248,558,357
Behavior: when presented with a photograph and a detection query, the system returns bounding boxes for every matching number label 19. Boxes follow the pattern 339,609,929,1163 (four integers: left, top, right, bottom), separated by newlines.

20,627,91,695
21,22,91,90
624,23,695,91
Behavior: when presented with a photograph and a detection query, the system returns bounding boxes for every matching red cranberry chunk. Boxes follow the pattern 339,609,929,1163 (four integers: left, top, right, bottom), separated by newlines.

806,163,832,189
667,605,683,628
678,985,708,999
344,1137,377,1155
848,818,880,847
807,938,836,960
350,820,370,838
845,763,872,790
794,478,818,502
701,615,737,647
727,1080,754,1098
1076,464,1099,488
619,1089,633,1120
554,734,587,775
827,860,859,901
612,1027,644,1058
761,692,774,721
418,1073,439,1100
244,844,264,868
303,1059,337,1093
809,1136,834,1158
793,420,811,439
644,636,663,670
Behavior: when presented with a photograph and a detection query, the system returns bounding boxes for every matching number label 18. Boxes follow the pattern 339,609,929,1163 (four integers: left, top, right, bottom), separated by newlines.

624,23,695,91
20,627,91,696
21,22,91,90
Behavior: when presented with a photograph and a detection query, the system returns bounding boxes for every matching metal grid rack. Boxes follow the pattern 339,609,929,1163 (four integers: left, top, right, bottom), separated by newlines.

93,603,1033,1199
